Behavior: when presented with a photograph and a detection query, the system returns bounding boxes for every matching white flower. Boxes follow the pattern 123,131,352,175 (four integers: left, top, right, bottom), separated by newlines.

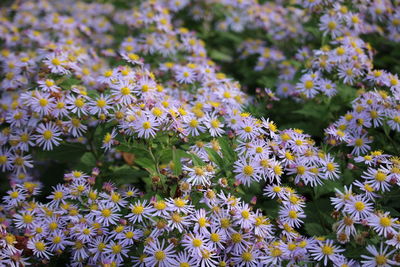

27,237,53,260
309,240,344,266
144,240,176,267
34,122,62,151
361,243,396,267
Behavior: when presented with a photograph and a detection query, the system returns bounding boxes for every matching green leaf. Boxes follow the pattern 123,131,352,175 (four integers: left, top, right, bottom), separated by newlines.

190,153,206,166
209,50,232,62
314,179,342,199
79,152,96,168
34,143,87,162
59,77,82,90
172,147,182,175
304,223,325,236
218,137,236,163
135,157,156,173
110,165,144,184
204,147,224,168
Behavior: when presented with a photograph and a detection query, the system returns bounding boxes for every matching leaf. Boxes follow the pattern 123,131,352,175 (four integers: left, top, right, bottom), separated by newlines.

218,137,236,163
34,143,87,162
59,78,82,90
204,147,224,168
293,103,328,119
190,153,206,166
304,223,325,236
135,157,156,173
110,165,144,184
172,147,182,175
314,180,342,199
80,152,96,165
209,50,232,62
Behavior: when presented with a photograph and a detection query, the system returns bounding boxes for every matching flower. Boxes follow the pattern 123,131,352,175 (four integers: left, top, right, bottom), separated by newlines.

33,122,62,151
144,240,176,267
91,202,121,227
233,157,262,186
310,240,344,266
134,114,159,139
361,243,396,267
126,200,151,223
27,237,53,260
368,212,398,238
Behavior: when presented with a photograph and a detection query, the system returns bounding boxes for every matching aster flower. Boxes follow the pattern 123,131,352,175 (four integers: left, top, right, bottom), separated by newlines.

33,122,61,150
88,94,113,115
310,240,344,266
126,200,151,223
144,240,176,267
231,247,260,267
361,243,396,267
278,206,306,228
204,113,224,137
101,129,118,151
233,156,262,186
320,14,342,38
368,212,399,237
183,165,212,186
347,134,372,156
27,237,53,260
182,116,206,136
170,251,199,267
361,167,391,192
182,233,210,257
30,91,55,116
175,66,196,84
343,195,374,220
133,114,159,139
104,240,129,263
38,79,60,93
111,80,136,105
66,94,88,117
91,202,121,227
43,53,70,74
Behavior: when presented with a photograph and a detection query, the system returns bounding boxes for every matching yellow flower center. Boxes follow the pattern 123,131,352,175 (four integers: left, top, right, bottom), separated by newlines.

142,121,151,129
192,238,202,247
243,165,254,176
43,130,53,140
297,166,306,175
154,251,166,261
132,205,144,214
111,244,122,254
375,172,387,182
96,99,107,108
375,255,387,265
231,233,242,243
241,210,250,219
74,98,85,108
45,80,54,87
354,201,365,211
39,98,48,107
101,209,112,217
321,245,334,255
328,21,336,30
380,217,392,227
244,126,252,133
35,241,46,251
241,251,253,262
288,210,298,219
210,233,220,242
210,119,220,128
304,80,314,89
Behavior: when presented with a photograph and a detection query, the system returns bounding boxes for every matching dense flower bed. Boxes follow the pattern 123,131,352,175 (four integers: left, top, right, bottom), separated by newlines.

0,0,400,266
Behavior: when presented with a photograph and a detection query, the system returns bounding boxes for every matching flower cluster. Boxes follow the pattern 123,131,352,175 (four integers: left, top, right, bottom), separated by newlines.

0,0,400,266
